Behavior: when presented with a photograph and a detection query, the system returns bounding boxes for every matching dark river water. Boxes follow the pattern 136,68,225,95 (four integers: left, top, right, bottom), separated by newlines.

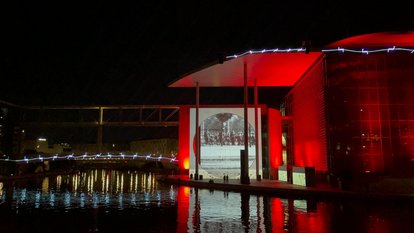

0,169,414,233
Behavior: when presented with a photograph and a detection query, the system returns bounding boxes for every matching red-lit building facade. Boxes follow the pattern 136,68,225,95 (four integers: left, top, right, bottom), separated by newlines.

325,36,414,177
170,31,414,183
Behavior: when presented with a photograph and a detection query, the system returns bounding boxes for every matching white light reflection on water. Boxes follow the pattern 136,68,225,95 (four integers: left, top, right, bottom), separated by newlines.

0,170,174,211
0,182,4,204
34,191,40,208
42,177,49,192
56,175,61,190
64,191,70,208
130,172,133,192
118,193,123,209
87,172,93,193
120,173,124,193
80,192,85,208
144,192,150,206
105,172,109,193
134,173,138,192
49,191,55,207
104,193,110,207
157,191,161,207
130,193,136,207
20,188,26,203
93,192,98,208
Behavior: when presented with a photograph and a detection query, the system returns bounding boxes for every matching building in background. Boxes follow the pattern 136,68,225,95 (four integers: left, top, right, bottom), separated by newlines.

0,101,24,160
171,31,414,187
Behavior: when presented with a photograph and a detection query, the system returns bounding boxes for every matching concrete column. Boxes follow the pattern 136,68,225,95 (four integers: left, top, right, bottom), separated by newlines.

254,79,261,181
242,63,250,184
195,82,200,180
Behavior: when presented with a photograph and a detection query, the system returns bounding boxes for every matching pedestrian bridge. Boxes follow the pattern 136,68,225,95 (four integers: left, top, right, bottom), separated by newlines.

3,153,178,164
0,153,178,176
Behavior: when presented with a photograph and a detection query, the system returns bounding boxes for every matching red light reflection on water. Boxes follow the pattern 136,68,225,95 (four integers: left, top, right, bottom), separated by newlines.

175,188,396,233
176,186,190,233
271,198,285,233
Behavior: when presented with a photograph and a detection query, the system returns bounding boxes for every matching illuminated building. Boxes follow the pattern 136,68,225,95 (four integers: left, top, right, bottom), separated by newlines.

0,101,24,159
170,31,414,185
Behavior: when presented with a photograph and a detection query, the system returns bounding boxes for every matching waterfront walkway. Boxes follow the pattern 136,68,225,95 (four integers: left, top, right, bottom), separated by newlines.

159,175,414,202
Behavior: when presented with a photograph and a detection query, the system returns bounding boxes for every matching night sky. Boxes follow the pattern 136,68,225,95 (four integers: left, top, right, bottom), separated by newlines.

3,1,413,106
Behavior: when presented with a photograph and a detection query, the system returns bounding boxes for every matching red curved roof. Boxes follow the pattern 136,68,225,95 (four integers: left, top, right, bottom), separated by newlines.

325,31,414,49
169,52,323,87
170,32,414,88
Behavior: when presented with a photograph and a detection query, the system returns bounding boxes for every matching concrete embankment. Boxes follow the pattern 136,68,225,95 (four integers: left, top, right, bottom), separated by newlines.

158,175,414,202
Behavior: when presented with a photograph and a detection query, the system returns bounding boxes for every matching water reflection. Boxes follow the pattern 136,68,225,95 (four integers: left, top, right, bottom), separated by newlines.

1,170,414,233
178,187,414,233
0,170,174,210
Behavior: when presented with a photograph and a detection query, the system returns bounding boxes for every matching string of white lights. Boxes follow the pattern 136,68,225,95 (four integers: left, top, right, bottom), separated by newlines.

0,153,178,164
322,46,414,54
226,48,306,59
226,46,414,60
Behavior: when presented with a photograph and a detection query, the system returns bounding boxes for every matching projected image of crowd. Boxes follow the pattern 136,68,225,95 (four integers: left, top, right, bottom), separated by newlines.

201,113,255,146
